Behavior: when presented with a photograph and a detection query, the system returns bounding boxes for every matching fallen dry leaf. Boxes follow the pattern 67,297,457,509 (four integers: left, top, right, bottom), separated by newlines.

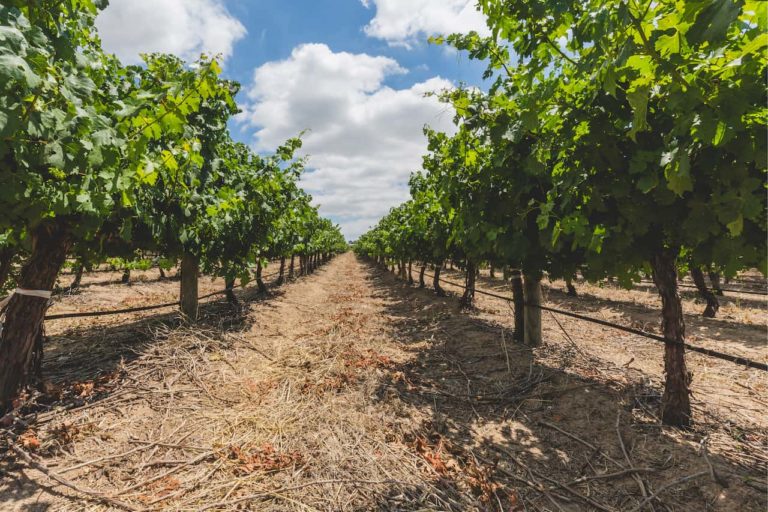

19,430,41,451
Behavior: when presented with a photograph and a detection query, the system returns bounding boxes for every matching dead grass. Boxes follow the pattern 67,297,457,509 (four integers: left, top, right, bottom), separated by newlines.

0,255,765,511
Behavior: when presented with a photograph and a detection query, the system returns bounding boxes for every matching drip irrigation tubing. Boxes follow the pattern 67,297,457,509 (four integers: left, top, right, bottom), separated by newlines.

649,281,767,297
42,268,288,321
418,271,768,372
567,273,766,297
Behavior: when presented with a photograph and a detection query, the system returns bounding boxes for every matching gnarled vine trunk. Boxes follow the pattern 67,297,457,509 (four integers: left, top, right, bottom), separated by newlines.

225,277,239,307
256,261,267,293
433,263,445,296
407,261,414,285
70,263,84,290
418,264,426,288
651,250,692,428
0,247,15,290
708,271,724,296
691,267,718,318
289,254,295,278
460,261,476,309
277,256,286,285
489,263,495,279
565,278,577,297
121,268,131,284
0,222,71,411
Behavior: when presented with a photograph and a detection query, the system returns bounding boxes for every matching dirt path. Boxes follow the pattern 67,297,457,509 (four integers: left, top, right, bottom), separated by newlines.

1,254,765,511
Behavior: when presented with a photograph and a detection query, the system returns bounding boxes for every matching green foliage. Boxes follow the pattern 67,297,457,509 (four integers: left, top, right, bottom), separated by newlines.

0,2,343,290
363,0,766,286
105,257,152,272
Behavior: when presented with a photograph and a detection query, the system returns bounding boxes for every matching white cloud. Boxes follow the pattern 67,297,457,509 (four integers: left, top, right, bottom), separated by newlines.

96,0,246,65
361,0,489,47
240,44,456,239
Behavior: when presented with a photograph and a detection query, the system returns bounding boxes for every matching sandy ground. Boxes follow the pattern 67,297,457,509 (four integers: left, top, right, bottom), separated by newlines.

1,254,766,511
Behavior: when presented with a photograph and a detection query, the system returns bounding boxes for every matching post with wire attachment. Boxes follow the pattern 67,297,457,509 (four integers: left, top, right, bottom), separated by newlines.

523,270,542,346
510,270,525,342
180,252,199,321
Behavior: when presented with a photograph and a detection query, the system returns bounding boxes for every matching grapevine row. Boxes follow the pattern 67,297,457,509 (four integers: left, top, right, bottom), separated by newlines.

0,2,346,410
355,0,767,428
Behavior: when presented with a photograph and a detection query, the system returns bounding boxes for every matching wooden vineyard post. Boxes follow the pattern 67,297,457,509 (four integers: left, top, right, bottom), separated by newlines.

523,271,542,346
510,270,525,343
180,252,199,321
277,257,286,285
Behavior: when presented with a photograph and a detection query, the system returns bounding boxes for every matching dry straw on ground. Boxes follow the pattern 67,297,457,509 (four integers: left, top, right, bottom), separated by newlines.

1,255,766,511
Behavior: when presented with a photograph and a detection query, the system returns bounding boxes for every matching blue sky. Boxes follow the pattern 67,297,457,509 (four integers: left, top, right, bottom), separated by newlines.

96,0,490,238
222,1,486,91
224,0,487,146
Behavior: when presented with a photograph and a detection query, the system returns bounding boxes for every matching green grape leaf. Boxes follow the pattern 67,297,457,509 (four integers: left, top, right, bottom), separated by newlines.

726,215,743,236
687,0,741,45
626,86,650,140
664,150,693,196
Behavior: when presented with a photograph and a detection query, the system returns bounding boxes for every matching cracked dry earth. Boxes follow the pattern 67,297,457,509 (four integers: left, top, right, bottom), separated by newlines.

1,253,765,511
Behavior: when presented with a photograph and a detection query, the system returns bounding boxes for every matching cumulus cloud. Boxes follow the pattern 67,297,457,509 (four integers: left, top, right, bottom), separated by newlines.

96,0,246,65
240,44,456,239
361,0,489,47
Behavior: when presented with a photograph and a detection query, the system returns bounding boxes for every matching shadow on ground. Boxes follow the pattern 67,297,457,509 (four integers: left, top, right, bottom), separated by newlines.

361,259,765,511
40,279,286,383
1,262,337,512
5,273,302,433
440,269,767,352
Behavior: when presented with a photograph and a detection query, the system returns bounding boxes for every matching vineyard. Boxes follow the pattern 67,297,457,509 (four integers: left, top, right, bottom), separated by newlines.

0,0,767,511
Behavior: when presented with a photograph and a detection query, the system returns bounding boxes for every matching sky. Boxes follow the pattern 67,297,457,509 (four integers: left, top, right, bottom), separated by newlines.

95,0,490,240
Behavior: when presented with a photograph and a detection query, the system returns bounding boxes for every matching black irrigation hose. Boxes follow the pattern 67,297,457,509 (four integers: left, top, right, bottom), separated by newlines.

44,300,181,320
43,269,285,321
419,271,768,372
627,278,768,297
663,282,767,297
571,274,768,297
